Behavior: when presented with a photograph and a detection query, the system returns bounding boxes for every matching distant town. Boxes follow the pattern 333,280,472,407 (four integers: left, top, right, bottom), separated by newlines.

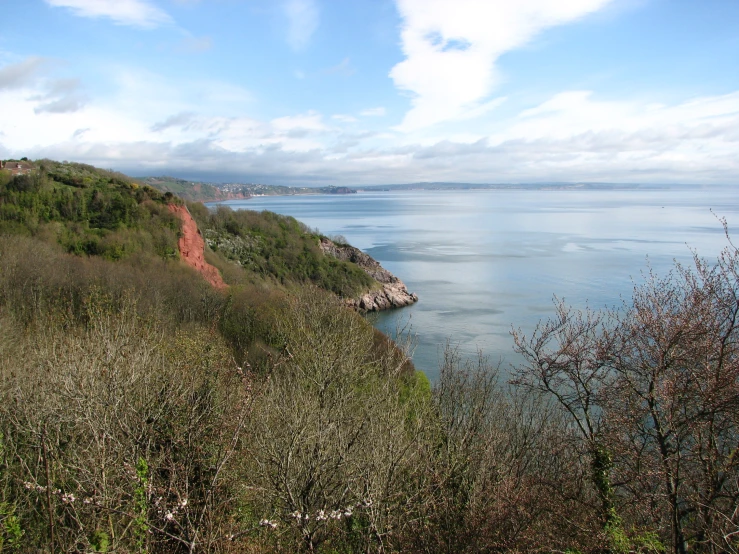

140,175,705,203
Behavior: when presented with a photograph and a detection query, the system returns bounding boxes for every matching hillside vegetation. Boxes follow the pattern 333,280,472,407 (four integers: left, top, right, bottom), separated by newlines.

142,176,244,203
0,160,736,553
0,160,374,299
0,160,180,260
189,203,374,297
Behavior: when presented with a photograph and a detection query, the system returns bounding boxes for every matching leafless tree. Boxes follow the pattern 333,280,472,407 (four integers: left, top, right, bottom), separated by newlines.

511,229,739,554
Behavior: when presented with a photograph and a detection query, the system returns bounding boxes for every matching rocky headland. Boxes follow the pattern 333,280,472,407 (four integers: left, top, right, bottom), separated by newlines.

167,207,416,311
319,237,418,312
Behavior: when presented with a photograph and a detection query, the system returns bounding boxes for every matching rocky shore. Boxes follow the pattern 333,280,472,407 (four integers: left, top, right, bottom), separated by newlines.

319,238,418,312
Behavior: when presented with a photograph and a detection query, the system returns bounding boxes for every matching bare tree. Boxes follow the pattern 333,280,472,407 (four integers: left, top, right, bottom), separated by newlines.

0,293,253,552
512,300,622,541
606,249,739,553
243,289,426,552
512,233,739,554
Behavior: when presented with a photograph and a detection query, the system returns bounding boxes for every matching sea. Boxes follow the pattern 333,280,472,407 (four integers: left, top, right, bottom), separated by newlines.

214,186,739,381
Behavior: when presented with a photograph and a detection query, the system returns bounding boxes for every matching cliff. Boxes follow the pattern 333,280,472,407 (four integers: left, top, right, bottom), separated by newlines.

319,237,418,312
168,204,228,290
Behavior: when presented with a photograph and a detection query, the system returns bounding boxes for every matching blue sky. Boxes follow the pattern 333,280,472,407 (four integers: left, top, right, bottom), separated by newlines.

1,0,738,185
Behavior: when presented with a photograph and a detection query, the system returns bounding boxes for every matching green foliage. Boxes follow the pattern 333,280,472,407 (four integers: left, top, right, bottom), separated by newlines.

2,158,382,307
0,159,180,261
134,458,149,553
605,513,630,554
196,205,374,297
634,531,666,553
0,507,22,552
90,530,110,553
0,434,22,552
142,176,227,202
6,158,696,553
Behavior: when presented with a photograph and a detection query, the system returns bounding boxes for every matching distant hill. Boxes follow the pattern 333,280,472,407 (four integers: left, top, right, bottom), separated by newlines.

355,181,695,191
141,175,251,202
142,176,358,202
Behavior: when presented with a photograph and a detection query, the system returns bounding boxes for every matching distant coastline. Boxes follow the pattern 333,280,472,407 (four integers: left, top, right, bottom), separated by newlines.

142,174,714,204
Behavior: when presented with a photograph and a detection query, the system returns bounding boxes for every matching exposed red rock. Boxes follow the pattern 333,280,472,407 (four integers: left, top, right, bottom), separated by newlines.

168,204,228,290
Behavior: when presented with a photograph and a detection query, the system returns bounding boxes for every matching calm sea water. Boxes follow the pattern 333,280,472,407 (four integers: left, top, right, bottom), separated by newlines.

216,187,739,380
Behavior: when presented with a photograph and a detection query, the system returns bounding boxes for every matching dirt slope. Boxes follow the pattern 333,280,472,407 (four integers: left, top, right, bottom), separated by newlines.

168,204,227,290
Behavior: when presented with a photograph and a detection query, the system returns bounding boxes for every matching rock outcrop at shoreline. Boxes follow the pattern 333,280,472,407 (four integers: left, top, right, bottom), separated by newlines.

319,238,418,312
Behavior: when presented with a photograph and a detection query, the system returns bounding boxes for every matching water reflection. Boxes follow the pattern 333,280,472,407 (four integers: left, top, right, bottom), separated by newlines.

216,187,739,380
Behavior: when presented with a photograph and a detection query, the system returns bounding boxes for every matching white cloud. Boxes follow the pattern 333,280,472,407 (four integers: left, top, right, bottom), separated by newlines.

34,96,86,114
324,57,355,76
3,52,739,185
332,114,358,123
176,36,213,53
360,107,386,117
506,90,739,145
0,57,48,90
269,111,328,149
0,59,88,114
44,0,173,29
151,111,196,132
390,0,613,131
32,77,88,114
284,0,319,51
419,90,739,182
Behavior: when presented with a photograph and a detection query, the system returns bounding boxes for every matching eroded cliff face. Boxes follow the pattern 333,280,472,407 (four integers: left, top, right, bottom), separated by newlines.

319,237,418,312
168,204,228,290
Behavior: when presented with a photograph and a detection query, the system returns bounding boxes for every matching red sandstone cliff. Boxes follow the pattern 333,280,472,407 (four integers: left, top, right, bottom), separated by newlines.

168,204,228,290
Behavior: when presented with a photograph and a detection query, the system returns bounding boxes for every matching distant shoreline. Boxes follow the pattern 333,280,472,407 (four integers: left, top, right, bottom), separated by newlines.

144,174,725,204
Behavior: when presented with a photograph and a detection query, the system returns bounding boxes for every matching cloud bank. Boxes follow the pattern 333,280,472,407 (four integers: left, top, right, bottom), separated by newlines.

3,56,738,186
390,0,613,131
0,57,48,90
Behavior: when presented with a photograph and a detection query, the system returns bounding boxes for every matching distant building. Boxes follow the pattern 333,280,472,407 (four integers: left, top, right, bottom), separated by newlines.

0,161,33,176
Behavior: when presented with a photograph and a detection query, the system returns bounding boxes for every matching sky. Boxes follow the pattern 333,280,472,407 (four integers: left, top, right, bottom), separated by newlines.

1,0,739,186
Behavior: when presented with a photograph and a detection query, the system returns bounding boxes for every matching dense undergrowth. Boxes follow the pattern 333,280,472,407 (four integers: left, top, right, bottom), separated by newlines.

188,203,375,298
0,160,181,261
0,160,736,552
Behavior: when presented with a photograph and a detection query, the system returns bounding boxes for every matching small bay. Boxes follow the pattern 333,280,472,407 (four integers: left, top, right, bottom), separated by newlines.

215,186,739,380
